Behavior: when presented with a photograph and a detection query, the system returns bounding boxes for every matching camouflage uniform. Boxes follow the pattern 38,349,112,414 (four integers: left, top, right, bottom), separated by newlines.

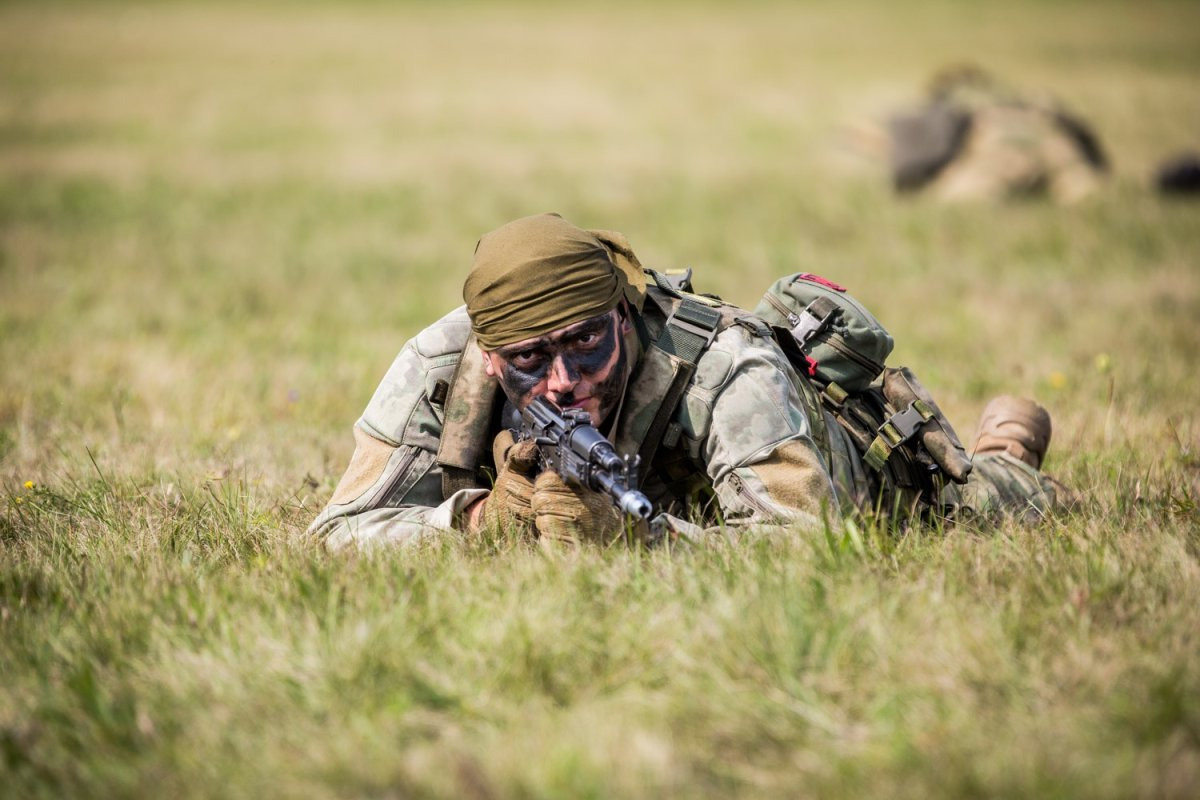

307,285,1064,551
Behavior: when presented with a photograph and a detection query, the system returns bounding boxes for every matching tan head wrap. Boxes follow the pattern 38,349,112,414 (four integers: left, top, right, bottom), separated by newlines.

463,213,647,350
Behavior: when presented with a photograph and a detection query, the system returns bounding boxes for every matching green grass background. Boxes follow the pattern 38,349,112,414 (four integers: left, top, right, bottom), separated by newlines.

2,1,1198,797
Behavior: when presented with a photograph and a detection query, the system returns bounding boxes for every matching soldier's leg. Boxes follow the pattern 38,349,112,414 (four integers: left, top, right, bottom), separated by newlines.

942,395,1074,521
948,451,1064,521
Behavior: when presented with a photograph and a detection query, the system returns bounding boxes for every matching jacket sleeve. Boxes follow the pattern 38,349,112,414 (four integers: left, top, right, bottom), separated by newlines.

304,307,488,552
660,324,840,541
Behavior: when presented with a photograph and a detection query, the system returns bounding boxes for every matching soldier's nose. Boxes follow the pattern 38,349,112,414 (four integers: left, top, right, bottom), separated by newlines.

546,355,579,394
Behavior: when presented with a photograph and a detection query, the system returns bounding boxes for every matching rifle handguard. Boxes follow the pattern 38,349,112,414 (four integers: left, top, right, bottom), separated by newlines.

519,397,654,520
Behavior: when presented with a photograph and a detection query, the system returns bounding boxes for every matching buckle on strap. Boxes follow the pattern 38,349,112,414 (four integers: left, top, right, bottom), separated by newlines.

653,267,695,295
863,399,934,471
789,297,838,347
881,400,933,444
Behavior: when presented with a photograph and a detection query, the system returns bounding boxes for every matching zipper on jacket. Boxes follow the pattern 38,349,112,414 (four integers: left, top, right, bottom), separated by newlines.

728,471,776,517
365,446,421,508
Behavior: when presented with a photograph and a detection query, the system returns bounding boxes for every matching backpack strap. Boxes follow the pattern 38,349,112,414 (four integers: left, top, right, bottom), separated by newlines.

618,273,832,476
761,291,840,348
765,322,834,466
436,335,502,498
653,266,696,294
660,294,724,362
613,279,728,471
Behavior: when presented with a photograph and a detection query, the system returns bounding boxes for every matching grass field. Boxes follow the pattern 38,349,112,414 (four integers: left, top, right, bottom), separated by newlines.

2,1,1199,797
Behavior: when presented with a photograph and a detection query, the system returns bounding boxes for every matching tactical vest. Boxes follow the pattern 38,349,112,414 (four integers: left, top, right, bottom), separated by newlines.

433,270,837,521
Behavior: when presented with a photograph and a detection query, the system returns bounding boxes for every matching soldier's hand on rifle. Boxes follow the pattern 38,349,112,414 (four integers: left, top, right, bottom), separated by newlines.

530,470,627,546
531,472,655,547
470,430,539,534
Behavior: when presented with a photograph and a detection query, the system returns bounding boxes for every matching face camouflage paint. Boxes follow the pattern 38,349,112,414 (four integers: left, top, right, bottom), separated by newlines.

492,309,628,425
588,323,628,423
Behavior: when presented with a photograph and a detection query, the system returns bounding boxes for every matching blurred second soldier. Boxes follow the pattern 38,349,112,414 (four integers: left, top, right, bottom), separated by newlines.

887,65,1109,204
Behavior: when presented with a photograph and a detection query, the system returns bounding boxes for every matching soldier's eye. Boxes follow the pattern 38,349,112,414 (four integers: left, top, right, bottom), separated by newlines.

510,351,543,370
575,332,600,346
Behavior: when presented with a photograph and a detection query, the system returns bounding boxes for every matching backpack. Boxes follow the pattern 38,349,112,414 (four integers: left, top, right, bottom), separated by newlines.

756,272,894,394
752,272,973,505
634,268,972,513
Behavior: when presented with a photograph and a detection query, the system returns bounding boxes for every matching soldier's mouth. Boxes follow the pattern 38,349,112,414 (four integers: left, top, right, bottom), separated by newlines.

550,395,591,411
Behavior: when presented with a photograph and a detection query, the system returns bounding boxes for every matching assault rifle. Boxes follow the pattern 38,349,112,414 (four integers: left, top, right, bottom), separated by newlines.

516,397,654,520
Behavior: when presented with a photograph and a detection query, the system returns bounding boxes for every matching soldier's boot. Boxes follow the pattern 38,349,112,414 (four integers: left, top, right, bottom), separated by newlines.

972,395,1052,469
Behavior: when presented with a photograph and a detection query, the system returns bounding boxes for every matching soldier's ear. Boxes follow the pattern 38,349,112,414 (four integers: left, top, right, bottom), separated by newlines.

617,301,633,334
482,351,499,378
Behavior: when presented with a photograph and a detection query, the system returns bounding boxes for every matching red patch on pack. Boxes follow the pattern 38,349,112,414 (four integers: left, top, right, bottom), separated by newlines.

796,273,847,293
804,355,819,377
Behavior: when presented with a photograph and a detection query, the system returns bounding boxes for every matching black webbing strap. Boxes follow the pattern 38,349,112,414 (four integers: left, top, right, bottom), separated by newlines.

661,300,723,362
441,465,482,498
635,295,724,470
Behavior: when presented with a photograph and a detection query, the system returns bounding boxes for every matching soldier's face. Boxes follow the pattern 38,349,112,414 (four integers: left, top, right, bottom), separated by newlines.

483,307,632,426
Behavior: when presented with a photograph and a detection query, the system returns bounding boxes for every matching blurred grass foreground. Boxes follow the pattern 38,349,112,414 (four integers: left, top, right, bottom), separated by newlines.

2,1,1199,797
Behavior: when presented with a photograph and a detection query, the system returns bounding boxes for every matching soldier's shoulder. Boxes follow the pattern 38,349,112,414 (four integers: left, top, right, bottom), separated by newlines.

690,313,788,392
708,313,781,358
412,305,472,360
362,305,469,446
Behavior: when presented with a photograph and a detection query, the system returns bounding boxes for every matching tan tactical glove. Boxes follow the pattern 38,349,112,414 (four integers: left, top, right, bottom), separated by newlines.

531,469,626,546
478,430,540,534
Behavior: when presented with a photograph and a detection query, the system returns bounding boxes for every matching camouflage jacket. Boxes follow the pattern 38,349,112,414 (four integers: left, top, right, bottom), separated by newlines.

305,288,861,551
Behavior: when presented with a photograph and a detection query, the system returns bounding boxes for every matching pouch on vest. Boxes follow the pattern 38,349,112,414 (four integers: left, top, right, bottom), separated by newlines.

754,273,894,394
877,367,973,484
819,365,972,490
